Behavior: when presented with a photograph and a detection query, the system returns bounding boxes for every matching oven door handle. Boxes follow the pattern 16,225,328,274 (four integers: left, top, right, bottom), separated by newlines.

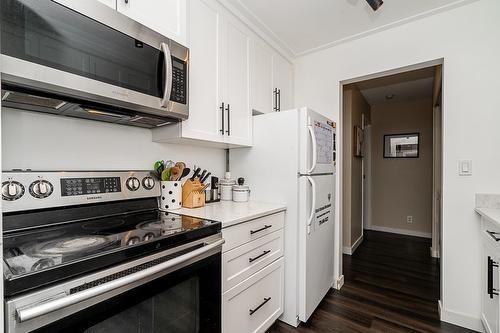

16,239,224,323
160,42,173,108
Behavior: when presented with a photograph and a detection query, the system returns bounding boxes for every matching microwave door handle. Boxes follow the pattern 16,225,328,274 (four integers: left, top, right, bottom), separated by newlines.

16,239,225,323
306,176,316,235
307,125,317,173
160,42,173,108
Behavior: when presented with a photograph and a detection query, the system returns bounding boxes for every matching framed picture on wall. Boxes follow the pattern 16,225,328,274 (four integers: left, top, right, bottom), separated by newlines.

384,133,420,158
354,126,364,157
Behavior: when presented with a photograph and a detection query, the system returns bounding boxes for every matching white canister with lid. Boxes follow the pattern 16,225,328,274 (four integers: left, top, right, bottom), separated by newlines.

220,172,236,201
232,177,250,202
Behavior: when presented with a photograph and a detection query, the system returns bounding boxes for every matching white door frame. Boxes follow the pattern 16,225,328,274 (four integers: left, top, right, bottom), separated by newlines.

336,58,444,291
362,122,372,231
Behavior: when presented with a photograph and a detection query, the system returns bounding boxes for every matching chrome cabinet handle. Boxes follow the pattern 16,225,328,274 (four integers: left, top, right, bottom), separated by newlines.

277,89,281,112
487,230,500,241
250,225,272,235
488,256,499,298
160,42,172,108
220,102,225,134
273,88,278,112
249,297,271,315
16,239,225,323
225,104,231,136
249,250,271,263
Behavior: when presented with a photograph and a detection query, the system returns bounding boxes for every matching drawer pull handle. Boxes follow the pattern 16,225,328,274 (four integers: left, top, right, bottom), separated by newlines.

250,225,272,235
487,230,500,241
249,250,271,263
249,297,271,315
488,256,499,298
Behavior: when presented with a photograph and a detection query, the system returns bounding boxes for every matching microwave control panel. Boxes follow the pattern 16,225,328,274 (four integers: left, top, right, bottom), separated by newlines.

171,56,187,105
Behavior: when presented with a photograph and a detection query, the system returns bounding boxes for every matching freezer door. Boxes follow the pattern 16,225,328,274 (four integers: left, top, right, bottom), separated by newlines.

299,108,336,175
298,173,335,322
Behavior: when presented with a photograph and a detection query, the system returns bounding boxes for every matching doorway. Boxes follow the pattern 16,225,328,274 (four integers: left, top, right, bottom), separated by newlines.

338,60,444,323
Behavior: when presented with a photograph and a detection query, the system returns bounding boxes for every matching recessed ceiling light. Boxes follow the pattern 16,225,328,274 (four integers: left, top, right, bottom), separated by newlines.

385,94,395,100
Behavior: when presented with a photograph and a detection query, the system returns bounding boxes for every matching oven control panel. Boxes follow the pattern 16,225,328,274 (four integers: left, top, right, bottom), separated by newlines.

2,171,160,213
61,177,121,197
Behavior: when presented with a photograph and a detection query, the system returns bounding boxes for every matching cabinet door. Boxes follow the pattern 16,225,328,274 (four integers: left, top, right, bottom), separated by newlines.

222,16,252,146
116,0,186,44
181,0,224,142
250,39,274,114
273,53,294,112
97,0,116,9
482,241,500,333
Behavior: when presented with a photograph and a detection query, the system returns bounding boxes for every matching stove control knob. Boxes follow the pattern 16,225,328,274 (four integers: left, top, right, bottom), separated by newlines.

126,177,140,191
2,181,25,201
30,180,54,199
142,177,155,190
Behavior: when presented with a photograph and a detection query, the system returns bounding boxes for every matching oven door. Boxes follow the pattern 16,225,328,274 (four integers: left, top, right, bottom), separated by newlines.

6,236,222,333
0,0,188,119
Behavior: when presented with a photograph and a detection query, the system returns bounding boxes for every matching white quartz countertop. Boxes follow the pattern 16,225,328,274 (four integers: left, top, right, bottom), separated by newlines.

476,207,500,227
168,201,286,228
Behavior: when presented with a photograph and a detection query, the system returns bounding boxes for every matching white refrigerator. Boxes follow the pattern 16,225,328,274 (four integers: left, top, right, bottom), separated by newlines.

230,107,336,326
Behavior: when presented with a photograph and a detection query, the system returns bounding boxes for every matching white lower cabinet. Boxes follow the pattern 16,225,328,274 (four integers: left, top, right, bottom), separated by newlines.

223,258,284,333
222,212,285,333
481,217,500,333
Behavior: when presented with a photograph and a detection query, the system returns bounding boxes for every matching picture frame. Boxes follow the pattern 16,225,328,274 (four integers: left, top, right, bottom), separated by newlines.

383,133,420,158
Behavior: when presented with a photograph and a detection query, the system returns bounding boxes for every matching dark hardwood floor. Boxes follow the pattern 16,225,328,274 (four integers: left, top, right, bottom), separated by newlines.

267,230,475,333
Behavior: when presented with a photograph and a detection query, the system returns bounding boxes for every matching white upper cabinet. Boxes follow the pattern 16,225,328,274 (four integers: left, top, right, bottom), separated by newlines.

116,0,187,45
250,41,294,114
153,0,252,148
180,0,223,143
250,39,274,114
220,15,252,146
97,0,116,10
273,53,294,112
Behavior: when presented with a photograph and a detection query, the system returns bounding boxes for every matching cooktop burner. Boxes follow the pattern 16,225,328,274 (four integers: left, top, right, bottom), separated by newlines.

3,209,220,296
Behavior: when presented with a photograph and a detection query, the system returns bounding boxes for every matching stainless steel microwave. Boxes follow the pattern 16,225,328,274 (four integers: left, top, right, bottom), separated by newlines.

0,0,189,128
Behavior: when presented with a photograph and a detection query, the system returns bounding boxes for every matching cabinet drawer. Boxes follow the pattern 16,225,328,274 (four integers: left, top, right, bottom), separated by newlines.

223,229,283,292
223,257,284,333
222,212,284,252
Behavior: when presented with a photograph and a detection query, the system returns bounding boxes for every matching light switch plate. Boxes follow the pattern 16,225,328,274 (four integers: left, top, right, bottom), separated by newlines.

458,160,472,176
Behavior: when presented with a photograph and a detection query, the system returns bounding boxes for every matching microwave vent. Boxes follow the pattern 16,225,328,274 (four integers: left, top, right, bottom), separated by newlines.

1,91,66,109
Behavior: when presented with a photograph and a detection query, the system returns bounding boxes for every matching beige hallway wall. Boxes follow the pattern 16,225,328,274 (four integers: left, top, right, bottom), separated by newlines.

370,98,433,236
342,85,370,249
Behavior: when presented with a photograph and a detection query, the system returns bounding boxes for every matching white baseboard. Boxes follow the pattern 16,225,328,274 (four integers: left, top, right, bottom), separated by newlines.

334,275,344,290
439,300,484,332
342,235,364,255
365,225,432,239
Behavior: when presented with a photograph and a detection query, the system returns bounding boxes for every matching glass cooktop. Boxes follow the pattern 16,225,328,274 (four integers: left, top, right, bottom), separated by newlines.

3,210,220,296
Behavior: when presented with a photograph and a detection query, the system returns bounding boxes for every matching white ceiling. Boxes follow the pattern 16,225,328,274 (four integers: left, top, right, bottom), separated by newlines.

356,67,435,105
224,0,473,56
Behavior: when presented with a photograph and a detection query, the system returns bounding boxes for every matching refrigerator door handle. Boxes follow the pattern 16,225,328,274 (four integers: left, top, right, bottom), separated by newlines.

306,176,316,235
307,125,317,174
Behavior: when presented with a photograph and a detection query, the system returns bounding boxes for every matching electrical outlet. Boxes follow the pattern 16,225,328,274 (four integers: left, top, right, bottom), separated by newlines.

406,216,413,224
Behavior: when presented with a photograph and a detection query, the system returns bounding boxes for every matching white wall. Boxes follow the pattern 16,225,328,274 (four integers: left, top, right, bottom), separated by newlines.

293,0,500,330
2,109,225,176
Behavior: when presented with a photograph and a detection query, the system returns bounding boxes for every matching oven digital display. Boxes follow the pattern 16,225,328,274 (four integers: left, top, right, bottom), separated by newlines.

61,177,121,196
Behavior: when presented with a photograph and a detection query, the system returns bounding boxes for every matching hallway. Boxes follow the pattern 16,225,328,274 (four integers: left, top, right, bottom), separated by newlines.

266,230,473,333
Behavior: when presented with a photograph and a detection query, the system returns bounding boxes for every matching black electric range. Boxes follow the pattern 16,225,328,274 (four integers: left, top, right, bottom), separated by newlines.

2,171,223,333
3,202,220,296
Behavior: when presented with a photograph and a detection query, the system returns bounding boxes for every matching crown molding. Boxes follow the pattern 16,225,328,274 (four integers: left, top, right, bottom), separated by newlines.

216,0,297,62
